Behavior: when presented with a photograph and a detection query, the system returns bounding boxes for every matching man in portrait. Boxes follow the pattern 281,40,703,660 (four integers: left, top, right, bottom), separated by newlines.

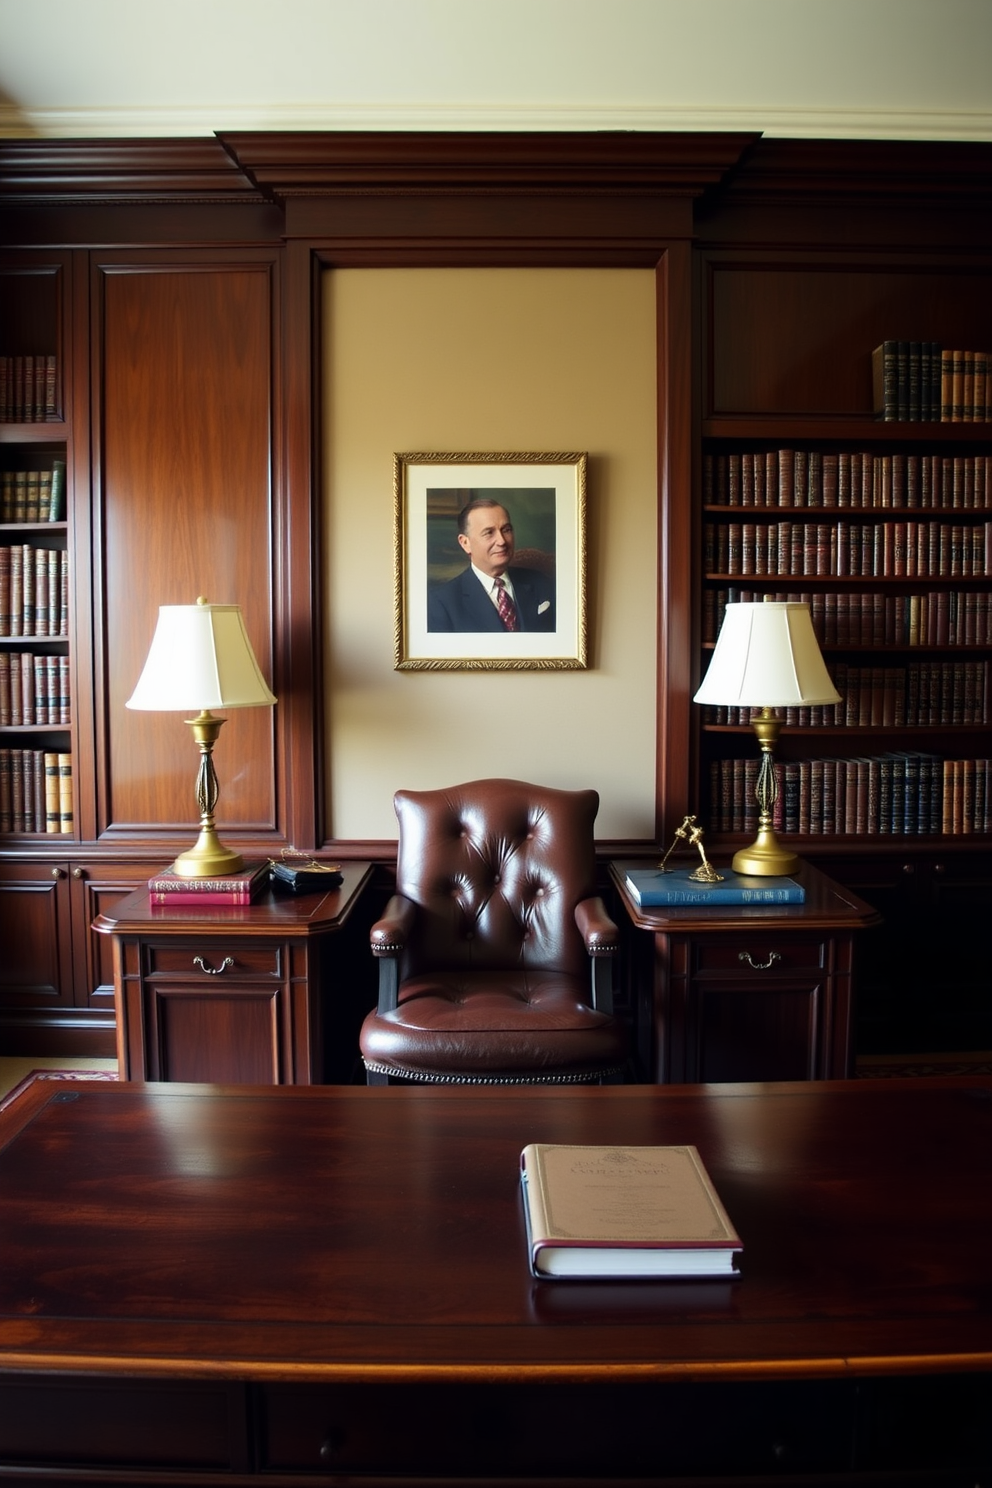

427,496,556,633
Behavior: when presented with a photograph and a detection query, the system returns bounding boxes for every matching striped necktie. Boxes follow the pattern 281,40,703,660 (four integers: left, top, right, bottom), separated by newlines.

493,576,519,631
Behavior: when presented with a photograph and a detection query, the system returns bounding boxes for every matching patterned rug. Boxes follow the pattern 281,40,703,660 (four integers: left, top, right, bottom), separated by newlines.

0,1068,118,1113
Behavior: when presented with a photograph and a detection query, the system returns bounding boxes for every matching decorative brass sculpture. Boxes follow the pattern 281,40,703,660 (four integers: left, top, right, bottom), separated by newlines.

658,814,724,883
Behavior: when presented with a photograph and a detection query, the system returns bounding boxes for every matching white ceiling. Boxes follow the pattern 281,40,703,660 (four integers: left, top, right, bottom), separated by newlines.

1,0,991,141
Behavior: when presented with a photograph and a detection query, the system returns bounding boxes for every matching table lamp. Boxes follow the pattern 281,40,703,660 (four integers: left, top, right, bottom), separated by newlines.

693,601,840,877
126,597,276,878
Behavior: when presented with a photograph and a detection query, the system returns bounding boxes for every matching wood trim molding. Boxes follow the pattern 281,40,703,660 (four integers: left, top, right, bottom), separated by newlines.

219,131,760,202
0,138,260,201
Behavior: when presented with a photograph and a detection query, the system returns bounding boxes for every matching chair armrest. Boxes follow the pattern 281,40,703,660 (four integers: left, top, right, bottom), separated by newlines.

371,894,417,958
574,896,618,1014
371,894,417,1015
574,896,619,956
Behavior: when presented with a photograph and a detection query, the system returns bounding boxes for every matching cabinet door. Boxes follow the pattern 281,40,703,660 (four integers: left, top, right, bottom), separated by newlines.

145,981,284,1084
0,859,73,1050
70,860,155,1014
690,978,825,1083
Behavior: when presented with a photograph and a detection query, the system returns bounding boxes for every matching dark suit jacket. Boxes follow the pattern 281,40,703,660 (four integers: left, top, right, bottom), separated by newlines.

427,565,556,633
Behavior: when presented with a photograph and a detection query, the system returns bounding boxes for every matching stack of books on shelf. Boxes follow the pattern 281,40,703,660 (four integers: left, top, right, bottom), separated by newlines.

0,750,71,833
0,652,70,726
701,659,989,729
0,545,69,637
148,860,269,906
704,517,992,579
705,587,992,648
872,341,992,423
0,355,58,423
707,753,991,837
0,461,66,523
704,449,992,510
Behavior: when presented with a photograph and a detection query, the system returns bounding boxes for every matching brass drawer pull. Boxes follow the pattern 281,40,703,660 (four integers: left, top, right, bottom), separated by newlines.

739,950,781,971
193,955,234,976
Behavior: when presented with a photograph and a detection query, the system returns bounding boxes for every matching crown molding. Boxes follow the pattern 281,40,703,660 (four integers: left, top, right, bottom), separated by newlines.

0,137,259,200
2,102,992,143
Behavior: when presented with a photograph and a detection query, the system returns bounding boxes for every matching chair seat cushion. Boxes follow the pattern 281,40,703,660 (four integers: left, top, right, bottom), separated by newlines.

360,970,626,1080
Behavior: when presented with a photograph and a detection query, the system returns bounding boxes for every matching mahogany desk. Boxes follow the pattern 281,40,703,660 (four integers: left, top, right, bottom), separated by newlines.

0,1078,990,1484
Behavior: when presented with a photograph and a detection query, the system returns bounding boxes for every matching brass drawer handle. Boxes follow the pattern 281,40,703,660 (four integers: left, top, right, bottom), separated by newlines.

739,950,781,971
193,955,234,976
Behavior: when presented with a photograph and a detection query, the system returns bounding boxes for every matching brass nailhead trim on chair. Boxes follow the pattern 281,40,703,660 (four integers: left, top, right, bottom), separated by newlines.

361,1060,625,1086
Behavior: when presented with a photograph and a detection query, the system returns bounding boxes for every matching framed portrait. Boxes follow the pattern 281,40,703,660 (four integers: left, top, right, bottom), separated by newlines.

394,451,588,671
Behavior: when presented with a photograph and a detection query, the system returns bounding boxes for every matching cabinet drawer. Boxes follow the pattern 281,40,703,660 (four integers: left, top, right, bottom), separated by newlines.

692,934,826,977
144,942,282,979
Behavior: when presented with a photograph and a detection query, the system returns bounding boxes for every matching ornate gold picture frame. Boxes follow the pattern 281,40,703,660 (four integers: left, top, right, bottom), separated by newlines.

394,451,588,671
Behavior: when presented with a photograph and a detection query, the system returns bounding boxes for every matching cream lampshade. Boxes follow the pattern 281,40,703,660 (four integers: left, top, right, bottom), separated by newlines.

126,597,276,878
694,601,840,876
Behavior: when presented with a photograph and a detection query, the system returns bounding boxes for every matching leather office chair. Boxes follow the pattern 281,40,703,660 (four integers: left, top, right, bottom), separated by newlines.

361,778,627,1085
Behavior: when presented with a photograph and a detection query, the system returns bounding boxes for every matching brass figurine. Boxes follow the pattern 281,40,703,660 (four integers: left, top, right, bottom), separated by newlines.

659,814,724,883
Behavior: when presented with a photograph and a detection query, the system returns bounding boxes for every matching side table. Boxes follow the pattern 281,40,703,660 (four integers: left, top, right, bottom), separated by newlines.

609,858,881,1083
93,862,374,1085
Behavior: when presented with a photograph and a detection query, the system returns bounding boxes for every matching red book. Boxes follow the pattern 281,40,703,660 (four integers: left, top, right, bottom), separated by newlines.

148,859,269,906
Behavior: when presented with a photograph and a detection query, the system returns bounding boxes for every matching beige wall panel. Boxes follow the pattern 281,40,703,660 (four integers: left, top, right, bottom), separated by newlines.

323,268,657,842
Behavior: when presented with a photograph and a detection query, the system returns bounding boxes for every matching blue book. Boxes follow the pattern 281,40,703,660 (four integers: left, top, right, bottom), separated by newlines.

624,868,805,907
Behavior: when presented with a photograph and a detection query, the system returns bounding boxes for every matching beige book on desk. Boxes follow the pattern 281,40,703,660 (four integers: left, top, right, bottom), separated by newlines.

520,1143,742,1280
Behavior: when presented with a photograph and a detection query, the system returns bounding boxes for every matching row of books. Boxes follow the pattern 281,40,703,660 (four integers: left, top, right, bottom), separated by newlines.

0,652,70,727
0,462,66,524
705,588,992,649
708,753,992,837
0,749,72,834
704,519,992,579
0,545,69,637
702,659,989,729
872,342,992,423
0,355,58,424
704,450,992,511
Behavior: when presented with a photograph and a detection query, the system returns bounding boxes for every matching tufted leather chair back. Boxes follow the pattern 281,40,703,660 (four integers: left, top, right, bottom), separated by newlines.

393,778,600,981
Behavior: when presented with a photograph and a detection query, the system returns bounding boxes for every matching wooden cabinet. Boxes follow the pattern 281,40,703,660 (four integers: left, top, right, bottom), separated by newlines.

611,859,881,1083
0,167,315,1056
0,857,150,1055
819,845,992,1054
95,863,374,1084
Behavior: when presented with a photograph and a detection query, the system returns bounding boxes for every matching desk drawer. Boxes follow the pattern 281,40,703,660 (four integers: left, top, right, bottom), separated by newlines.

257,1379,853,1477
0,1377,247,1470
144,942,282,979
692,933,826,977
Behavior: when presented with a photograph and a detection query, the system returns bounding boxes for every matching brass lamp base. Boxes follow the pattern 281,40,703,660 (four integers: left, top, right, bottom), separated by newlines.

732,706,800,877
168,709,245,879
732,826,800,878
170,830,245,879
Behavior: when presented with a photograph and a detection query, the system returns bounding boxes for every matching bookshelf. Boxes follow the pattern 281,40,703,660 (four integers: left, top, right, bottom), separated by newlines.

699,435,991,843
695,167,992,1053
0,260,73,840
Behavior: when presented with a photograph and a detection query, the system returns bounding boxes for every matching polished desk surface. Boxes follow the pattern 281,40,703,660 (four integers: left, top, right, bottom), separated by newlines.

0,1077,989,1383
92,860,374,938
610,857,882,933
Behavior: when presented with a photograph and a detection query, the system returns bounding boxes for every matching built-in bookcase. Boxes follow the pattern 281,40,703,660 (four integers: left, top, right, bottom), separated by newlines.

0,259,73,839
698,432,992,843
695,188,992,1052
